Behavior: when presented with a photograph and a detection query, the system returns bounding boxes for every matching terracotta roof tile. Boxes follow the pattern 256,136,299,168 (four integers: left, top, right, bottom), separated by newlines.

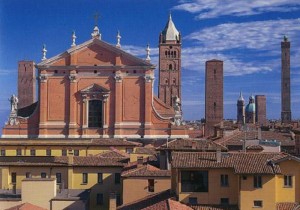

122,164,170,177
190,205,239,210
246,144,264,150
96,147,130,159
215,131,294,146
172,152,286,174
276,202,300,210
117,189,192,210
0,156,125,167
5,202,47,210
157,139,227,151
134,147,158,155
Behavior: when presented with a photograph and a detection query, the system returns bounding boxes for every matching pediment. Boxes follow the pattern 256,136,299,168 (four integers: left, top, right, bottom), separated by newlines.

80,84,110,94
37,38,154,68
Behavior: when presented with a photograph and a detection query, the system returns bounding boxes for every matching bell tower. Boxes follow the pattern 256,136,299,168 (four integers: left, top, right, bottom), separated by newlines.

158,14,181,106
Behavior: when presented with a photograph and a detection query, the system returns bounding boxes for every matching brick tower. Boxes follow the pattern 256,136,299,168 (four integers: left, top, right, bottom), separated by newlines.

237,92,245,124
205,60,223,137
158,14,181,106
281,36,291,123
255,95,266,126
18,61,36,108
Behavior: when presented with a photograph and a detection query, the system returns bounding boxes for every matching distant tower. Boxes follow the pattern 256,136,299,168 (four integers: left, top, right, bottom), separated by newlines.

281,36,291,123
205,60,223,137
255,95,266,126
237,92,245,124
245,95,255,124
18,61,36,108
158,14,181,106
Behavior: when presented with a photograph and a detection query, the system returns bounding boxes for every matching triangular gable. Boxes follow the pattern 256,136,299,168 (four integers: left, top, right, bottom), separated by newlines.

80,83,110,94
270,154,300,164
37,38,154,67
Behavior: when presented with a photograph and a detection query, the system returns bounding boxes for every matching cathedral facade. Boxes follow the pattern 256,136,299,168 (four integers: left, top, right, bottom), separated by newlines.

2,17,187,139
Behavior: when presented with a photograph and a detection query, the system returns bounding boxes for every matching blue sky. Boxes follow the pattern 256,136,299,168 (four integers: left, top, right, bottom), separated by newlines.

0,0,300,129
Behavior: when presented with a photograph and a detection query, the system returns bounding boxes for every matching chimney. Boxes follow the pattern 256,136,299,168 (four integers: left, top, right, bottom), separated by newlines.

109,192,117,210
137,156,143,167
216,148,221,163
257,127,262,140
192,141,196,150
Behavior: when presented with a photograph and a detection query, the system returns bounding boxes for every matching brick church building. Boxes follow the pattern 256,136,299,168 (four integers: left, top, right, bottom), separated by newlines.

2,16,187,139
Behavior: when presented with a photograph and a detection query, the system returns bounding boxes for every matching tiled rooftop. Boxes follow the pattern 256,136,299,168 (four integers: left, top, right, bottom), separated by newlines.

276,202,300,210
53,189,90,201
215,130,294,146
117,189,192,210
122,164,170,177
190,205,239,210
5,202,47,210
0,156,125,167
96,147,130,159
134,147,158,155
157,139,227,151
171,152,291,174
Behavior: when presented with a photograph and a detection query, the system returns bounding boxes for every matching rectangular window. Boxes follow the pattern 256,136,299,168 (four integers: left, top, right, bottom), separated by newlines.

88,100,103,128
62,149,67,156
30,149,36,156
11,172,17,183
284,175,292,187
96,193,103,205
56,173,62,184
82,173,88,184
188,197,198,205
0,149,5,156
98,173,103,184
74,149,79,156
148,179,154,192
126,148,133,154
220,198,229,205
26,172,31,178
254,175,262,188
181,171,208,192
46,149,51,156
253,200,263,207
41,172,47,178
116,193,121,206
115,173,121,184
16,148,22,156
220,174,229,187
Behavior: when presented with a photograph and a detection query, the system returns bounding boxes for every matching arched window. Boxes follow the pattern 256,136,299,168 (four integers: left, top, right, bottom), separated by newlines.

165,51,168,57
174,51,177,58
88,100,103,128
171,51,174,58
213,102,217,112
169,64,172,70
168,51,171,58
165,79,168,84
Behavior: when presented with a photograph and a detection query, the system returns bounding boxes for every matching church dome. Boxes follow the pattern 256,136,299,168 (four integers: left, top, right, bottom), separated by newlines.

245,103,255,113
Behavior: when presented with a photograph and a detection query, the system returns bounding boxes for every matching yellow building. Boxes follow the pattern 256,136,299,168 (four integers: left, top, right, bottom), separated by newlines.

171,151,300,210
121,159,171,204
0,154,127,210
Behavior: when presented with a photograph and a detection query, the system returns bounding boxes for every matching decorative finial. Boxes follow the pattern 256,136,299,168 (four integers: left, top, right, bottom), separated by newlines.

169,11,172,20
91,12,101,39
116,30,121,48
42,44,47,61
145,44,151,61
71,31,77,47
283,35,288,42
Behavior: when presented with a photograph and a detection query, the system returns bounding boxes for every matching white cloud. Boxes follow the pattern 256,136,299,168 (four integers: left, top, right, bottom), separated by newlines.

0,69,17,76
173,0,300,19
